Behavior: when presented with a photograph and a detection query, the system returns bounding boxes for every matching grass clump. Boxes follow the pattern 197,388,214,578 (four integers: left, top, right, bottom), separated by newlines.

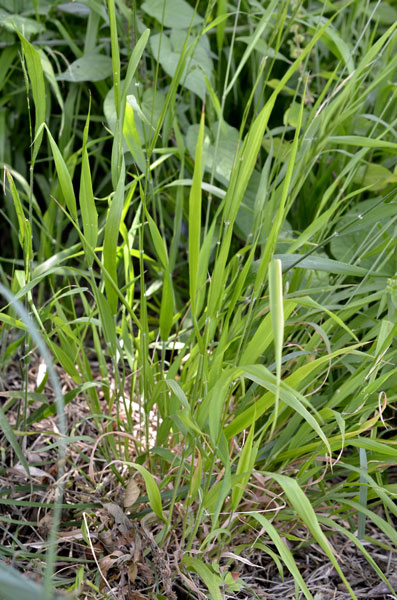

0,1,396,599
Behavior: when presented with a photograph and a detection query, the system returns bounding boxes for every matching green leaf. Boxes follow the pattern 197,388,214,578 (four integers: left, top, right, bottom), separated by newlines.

330,199,396,272
208,22,330,319
268,258,284,435
182,557,223,600
262,136,291,162
295,296,358,341
165,379,190,410
0,10,44,35
17,32,46,162
237,35,290,63
79,101,98,262
146,211,174,340
126,94,154,129
342,498,397,546
189,109,205,314
310,16,354,74
358,446,368,540
196,220,216,316
94,286,117,354
204,371,234,444
225,0,279,95
58,53,113,82
45,126,77,220
160,269,174,341
231,423,256,512
103,166,125,314
131,463,165,522
5,168,31,259
150,31,213,101
240,301,296,366
283,101,308,128
108,0,121,118
252,77,306,300
123,101,146,172
0,405,30,480
0,561,64,600
188,452,202,505
264,473,357,599
287,204,337,253
328,135,397,151
251,513,313,600
48,342,82,384
353,163,397,190
146,211,169,269
200,363,331,455
227,347,358,439
142,0,203,29
186,120,239,185
121,29,151,108
38,49,64,111
244,365,331,454
364,1,397,25
57,2,91,17
274,253,388,277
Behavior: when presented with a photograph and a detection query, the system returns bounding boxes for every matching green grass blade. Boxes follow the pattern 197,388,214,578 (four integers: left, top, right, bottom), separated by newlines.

226,347,361,439
107,0,121,117
268,258,284,437
146,211,169,269
0,405,30,479
103,163,125,314
309,15,355,74
231,423,256,512
276,253,390,277
358,446,368,540
264,472,357,599
189,107,205,316
79,98,98,263
240,301,296,366
342,499,397,546
94,285,117,356
251,512,313,600
16,32,45,163
131,463,165,522
252,77,307,301
319,517,397,595
196,220,216,317
295,296,358,341
215,0,227,51
45,125,77,220
146,210,175,340
160,268,174,341
123,101,146,172
120,29,150,109
5,168,33,267
208,21,331,320
182,557,223,600
328,135,397,151
224,0,278,96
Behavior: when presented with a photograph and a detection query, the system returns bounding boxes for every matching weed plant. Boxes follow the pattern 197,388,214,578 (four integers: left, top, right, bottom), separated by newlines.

0,0,396,599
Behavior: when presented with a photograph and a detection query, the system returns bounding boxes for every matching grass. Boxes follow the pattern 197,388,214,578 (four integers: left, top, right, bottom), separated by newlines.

0,0,396,599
